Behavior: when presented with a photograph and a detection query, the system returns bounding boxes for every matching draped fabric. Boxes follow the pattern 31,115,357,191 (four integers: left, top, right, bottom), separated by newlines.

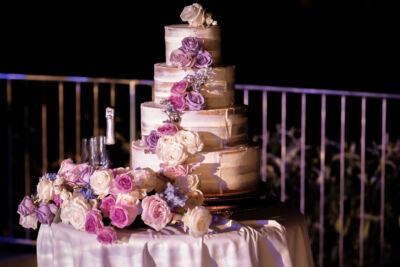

37,202,314,267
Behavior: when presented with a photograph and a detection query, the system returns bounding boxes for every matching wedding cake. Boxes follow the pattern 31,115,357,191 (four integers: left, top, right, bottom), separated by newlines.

131,4,261,197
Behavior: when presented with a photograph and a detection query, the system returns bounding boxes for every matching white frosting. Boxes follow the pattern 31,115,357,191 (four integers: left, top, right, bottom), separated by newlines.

165,25,221,66
140,102,248,149
154,63,235,109
132,141,260,196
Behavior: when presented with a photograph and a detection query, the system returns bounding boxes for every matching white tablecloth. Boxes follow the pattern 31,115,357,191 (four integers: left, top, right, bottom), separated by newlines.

37,201,314,267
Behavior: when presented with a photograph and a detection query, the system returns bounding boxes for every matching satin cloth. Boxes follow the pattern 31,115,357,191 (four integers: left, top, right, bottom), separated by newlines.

37,202,314,267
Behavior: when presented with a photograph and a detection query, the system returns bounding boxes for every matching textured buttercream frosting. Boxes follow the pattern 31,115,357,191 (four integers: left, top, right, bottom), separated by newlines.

132,140,260,196
140,102,248,149
165,25,221,66
154,63,235,109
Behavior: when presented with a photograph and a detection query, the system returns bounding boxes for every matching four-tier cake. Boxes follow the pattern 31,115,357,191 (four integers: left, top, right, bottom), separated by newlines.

131,3,260,198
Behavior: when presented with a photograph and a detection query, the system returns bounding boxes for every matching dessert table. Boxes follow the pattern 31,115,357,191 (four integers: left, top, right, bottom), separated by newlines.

37,199,314,267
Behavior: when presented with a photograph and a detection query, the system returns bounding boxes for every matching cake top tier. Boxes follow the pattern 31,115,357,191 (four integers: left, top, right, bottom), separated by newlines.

165,3,221,67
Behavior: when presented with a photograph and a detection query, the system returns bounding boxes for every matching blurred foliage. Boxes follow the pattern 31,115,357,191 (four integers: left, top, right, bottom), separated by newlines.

255,125,400,266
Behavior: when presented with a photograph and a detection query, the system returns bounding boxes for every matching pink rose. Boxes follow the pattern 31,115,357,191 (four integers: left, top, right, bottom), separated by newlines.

58,159,90,182
53,193,62,207
157,123,179,136
163,165,188,178
100,195,116,217
85,209,104,234
113,173,135,194
168,95,186,111
96,226,117,245
170,49,195,69
141,195,172,231
110,204,140,229
171,80,189,95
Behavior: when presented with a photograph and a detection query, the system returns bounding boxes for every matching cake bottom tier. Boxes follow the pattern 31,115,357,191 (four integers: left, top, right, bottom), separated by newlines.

131,141,260,196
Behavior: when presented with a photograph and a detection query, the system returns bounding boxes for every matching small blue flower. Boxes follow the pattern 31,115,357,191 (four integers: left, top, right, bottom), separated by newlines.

160,182,188,209
78,185,96,200
45,173,58,181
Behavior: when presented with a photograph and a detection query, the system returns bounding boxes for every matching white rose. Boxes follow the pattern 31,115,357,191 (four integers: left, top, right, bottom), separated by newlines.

184,189,204,210
90,170,113,196
156,136,188,166
60,194,91,231
182,206,212,238
175,130,204,154
37,177,54,202
19,213,38,230
133,168,165,192
180,3,205,27
175,174,199,192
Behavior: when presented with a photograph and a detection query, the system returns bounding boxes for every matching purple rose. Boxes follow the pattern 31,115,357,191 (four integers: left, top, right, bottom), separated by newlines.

18,196,36,216
185,91,206,111
181,37,203,56
114,173,135,194
48,203,59,215
170,49,195,69
85,209,104,234
110,204,140,229
194,50,213,69
168,94,186,111
96,226,118,245
100,195,116,217
34,203,55,225
157,123,179,136
171,80,189,95
146,130,160,153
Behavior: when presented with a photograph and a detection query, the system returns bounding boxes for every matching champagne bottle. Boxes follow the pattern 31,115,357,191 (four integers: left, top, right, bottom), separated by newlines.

105,107,117,168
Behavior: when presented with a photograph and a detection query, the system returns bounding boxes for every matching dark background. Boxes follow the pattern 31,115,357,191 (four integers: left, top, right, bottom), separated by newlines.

1,0,399,93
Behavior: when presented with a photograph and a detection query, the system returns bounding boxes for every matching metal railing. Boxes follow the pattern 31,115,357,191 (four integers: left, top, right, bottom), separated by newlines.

2,73,398,266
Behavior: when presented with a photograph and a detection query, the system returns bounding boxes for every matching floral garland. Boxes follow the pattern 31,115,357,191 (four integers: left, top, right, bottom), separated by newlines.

18,156,212,244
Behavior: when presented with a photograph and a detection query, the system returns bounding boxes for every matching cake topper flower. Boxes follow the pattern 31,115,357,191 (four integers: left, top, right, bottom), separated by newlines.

180,3,217,27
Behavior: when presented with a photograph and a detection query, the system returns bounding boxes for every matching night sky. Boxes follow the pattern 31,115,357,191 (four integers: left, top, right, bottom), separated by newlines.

1,1,399,93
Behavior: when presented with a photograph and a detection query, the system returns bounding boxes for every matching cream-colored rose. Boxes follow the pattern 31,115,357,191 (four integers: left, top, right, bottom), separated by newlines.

175,174,199,192
175,130,204,154
90,170,113,196
53,176,65,194
115,191,142,206
37,177,54,203
60,188,72,202
156,136,188,166
180,3,204,27
182,206,212,238
19,213,38,230
184,189,204,210
60,194,91,231
133,168,165,192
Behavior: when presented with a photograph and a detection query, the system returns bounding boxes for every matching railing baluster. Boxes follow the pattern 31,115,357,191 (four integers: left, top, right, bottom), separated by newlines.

58,82,64,164
111,83,116,107
93,83,99,137
360,97,366,267
23,83,31,239
6,79,14,238
42,84,48,174
300,94,306,214
75,83,81,162
320,94,326,267
130,80,137,165
380,98,386,267
339,96,346,267
262,91,267,182
244,89,249,106
281,92,286,202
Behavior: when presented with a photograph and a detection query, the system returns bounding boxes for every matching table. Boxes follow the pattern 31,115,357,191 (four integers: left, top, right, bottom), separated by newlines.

37,199,314,267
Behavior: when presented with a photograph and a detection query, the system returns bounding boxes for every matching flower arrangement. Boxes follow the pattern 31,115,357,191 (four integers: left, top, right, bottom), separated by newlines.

170,37,213,70
180,3,217,27
17,152,212,244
